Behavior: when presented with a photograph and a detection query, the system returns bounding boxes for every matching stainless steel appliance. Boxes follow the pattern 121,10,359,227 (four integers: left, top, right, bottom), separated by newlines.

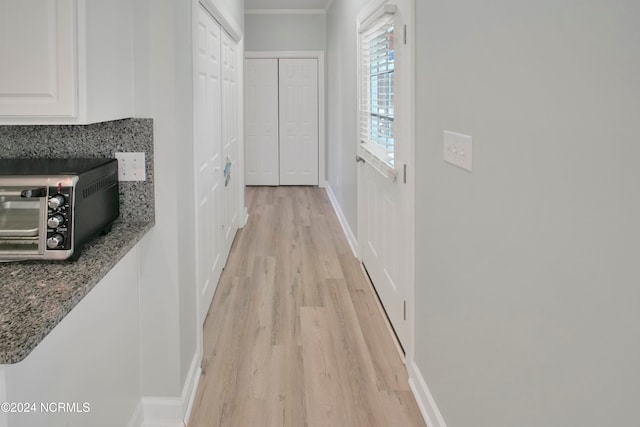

0,158,119,261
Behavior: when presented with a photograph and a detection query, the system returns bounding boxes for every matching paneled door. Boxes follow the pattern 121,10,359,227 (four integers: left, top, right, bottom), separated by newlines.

359,164,409,348
195,4,223,322
356,3,413,350
279,59,319,185
244,59,279,186
221,30,240,258
0,0,76,117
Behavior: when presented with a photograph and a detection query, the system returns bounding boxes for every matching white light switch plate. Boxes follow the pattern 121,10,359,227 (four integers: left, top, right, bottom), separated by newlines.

444,130,472,172
115,152,146,181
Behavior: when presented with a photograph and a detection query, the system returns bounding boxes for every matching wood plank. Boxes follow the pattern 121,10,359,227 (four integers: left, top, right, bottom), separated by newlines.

188,186,425,427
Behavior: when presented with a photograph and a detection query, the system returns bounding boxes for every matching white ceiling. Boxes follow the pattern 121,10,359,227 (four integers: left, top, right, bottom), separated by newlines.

244,0,332,11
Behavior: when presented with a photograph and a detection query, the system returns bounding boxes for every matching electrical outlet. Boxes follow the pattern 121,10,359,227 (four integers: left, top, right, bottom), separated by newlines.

115,152,146,181
444,130,472,172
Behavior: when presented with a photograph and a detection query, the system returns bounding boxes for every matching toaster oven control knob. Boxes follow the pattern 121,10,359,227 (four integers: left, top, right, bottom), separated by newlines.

46,234,64,249
47,214,65,229
48,194,65,209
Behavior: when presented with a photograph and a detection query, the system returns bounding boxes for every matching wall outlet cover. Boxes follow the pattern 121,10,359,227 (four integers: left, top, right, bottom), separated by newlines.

444,130,472,172
115,152,146,181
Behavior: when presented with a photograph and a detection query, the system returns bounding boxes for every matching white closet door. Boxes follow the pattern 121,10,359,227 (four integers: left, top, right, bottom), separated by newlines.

278,59,319,186
195,5,223,322
221,30,239,258
244,59,279,186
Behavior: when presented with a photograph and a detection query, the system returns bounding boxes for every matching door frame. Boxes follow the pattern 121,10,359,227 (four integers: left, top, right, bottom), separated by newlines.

244,51,326,188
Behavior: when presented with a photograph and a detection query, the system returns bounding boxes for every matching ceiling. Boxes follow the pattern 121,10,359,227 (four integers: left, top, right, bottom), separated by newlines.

244,0,332,10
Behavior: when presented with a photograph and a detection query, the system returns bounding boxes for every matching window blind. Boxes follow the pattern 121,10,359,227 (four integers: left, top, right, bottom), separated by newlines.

359,13,395,165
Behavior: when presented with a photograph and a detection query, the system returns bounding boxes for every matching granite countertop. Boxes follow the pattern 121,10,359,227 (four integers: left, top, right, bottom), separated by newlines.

0,219,153,364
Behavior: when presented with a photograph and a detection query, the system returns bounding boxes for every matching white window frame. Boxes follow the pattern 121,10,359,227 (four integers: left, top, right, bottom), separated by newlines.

357,1,399,180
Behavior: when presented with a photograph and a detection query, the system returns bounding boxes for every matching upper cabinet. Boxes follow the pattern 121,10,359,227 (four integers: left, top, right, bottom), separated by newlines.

0,0,133,125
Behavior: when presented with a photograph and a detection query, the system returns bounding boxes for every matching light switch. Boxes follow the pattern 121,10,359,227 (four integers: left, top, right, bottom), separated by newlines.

115,152,146,181
444,131,472,172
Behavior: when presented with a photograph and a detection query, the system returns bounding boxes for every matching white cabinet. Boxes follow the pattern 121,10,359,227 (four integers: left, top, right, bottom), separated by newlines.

0,0,133,124
0,245,142,427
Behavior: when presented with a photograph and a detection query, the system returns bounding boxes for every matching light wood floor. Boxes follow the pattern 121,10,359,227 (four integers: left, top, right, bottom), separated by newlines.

188,186,425,427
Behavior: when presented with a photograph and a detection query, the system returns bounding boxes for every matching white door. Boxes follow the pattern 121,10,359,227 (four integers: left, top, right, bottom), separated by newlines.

278,59,319,186
244,59,279,186
221,30,239,258
359,164,409,347
195,5,223,322
357,6,413,349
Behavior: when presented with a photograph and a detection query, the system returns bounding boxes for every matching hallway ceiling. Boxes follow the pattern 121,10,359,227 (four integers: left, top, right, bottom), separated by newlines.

245,0,332,10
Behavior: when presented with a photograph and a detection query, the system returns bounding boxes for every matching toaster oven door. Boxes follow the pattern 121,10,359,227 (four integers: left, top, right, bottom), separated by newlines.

0,187,47,257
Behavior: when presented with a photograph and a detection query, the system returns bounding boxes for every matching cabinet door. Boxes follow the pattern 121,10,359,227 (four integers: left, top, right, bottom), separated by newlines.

0,0,76,117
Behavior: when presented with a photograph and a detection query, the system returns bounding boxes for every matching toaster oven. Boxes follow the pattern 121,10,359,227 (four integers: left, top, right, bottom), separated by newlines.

0,158,119,261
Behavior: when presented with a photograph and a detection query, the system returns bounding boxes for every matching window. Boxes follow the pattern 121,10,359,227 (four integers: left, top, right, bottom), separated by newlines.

359,8,396,167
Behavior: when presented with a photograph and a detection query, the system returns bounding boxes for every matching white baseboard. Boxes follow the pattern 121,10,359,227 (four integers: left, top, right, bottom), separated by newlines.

141,352,202,427
182,351,201,426
408,360,447,427
127,400,145,427
324,182,358,257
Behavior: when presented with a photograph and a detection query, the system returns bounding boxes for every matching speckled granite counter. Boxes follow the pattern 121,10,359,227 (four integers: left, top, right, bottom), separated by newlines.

0,118,155,364
0,219,153,364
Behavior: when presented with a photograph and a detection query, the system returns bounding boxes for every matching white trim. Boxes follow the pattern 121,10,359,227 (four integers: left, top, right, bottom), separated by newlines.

244,50,323,59
245,8,326,15
141,352,201,427
199,0,242,41
127,400,144,427
357,0,393,32
141,397,182,427
182,352,202,426
404,0,418,416
244,51,326,187
192,0,205,373
325,183,358,257
359,4,397,33
242,207,249,227
409,360,448,427
237,38,247,232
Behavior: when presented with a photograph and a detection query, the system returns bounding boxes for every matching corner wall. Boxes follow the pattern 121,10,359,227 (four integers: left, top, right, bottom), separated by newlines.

325,0,369,235
413,1,640,426
132,0,245,406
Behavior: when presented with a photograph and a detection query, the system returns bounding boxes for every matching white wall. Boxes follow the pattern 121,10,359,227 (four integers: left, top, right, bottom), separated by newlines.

325,0,368,234
413,1,640,426
134,0,187,397
132,0,244,402
245,13,326,52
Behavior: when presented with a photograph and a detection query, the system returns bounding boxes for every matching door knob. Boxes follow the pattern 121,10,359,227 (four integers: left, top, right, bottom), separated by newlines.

356,155,365,163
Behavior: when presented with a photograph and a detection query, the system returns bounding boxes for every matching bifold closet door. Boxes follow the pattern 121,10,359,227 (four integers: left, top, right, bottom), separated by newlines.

195,4,223,322
244,58,279,186
279,58,318,185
